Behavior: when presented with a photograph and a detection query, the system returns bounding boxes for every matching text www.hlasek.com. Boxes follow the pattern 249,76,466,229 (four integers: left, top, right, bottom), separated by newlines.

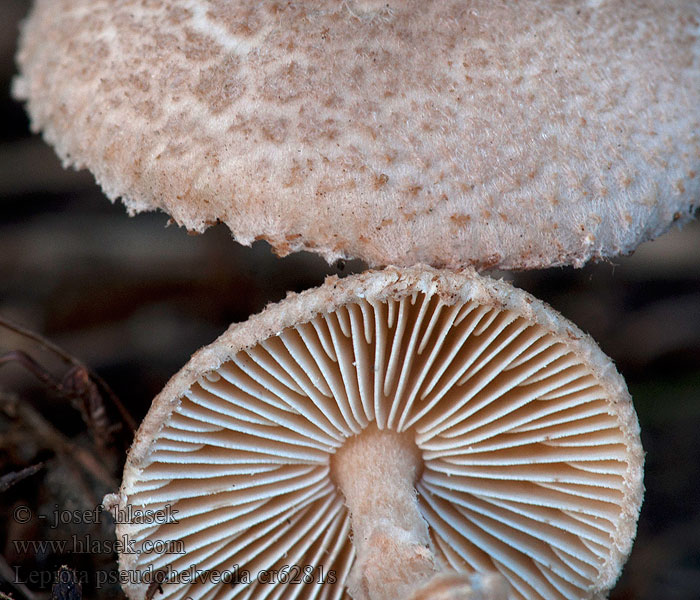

12,535,185,555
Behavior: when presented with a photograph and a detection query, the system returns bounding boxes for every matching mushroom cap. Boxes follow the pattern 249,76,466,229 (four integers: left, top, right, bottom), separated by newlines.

114,266,643,600
14,1,700,270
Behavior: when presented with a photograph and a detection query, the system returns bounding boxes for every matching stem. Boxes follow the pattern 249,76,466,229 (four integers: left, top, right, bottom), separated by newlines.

331,425,436,600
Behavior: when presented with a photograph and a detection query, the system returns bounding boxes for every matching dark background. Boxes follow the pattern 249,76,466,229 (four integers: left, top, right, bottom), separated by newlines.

1,1,699,599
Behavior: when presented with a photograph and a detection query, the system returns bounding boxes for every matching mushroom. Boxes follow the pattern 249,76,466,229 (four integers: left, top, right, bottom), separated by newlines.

12,0,699,270
13,1,696,597
111,266,643,600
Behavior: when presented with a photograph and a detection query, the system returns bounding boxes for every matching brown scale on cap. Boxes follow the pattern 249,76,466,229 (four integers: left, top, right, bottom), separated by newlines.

13,0,700,270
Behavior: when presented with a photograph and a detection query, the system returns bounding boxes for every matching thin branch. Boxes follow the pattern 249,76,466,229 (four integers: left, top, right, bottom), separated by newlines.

1,352,116,448
0,553,48,600
0,351,64,395
0,393,117,493
0,463,44,493
0,316,136,433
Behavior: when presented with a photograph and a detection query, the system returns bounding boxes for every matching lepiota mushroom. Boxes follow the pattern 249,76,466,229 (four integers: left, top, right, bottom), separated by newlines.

110,267,643,600
15,1,694,597
13,0,700,270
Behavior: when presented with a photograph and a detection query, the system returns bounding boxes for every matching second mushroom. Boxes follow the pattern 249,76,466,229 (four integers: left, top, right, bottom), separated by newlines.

111,267,643,600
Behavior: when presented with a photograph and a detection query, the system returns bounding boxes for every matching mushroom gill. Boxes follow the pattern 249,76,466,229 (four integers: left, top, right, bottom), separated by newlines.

116,267,643,600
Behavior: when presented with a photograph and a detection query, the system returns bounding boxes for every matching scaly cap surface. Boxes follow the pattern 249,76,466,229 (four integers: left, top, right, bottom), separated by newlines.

14,0,700,269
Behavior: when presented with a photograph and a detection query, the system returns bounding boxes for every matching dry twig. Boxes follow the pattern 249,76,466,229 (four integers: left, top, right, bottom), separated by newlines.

0,317,136,435
0,464,44,493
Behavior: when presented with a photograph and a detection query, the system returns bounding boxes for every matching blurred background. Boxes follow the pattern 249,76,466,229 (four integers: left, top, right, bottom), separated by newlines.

1,1,699,599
